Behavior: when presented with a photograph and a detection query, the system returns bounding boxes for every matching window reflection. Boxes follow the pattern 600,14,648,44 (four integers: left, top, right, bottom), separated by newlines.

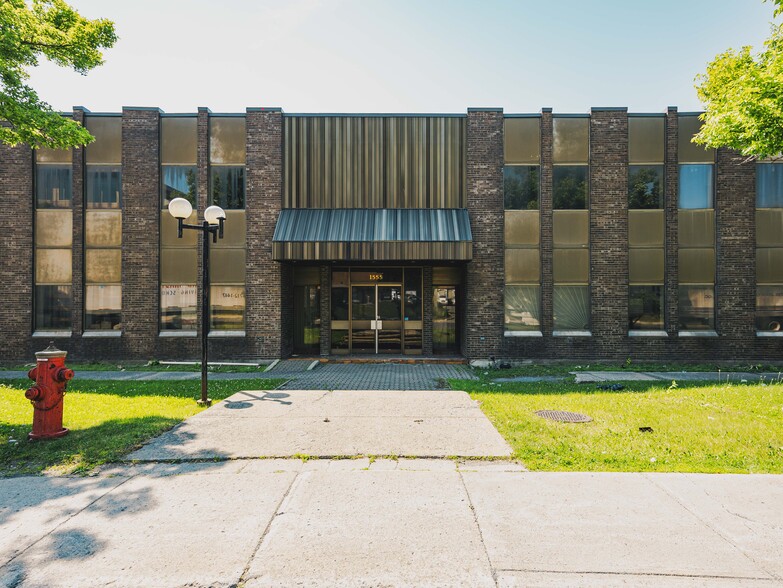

211,166,245,209
679,164,713,209
36,166,72,208
210,285,245,330
629,286,663,330
629,166,663,209
505,286,540,331
85,284,122,330
678,286,714,330
86,166,122,209
35,285,71,330
553,286,589,330
162,166,197,207
757,164,783,208
503,166,540,210
553,166,588,209
161,284,197,330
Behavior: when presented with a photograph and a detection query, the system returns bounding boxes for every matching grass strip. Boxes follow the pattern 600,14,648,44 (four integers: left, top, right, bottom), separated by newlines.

0,378,283,476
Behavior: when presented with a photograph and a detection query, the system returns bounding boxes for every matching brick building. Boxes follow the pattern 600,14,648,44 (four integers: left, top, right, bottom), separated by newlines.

1,106,781,362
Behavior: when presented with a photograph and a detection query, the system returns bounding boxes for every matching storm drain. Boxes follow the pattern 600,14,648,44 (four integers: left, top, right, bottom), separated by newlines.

535,410,592,423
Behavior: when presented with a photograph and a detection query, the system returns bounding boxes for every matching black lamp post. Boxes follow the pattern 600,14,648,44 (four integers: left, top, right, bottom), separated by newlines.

168,197,226,406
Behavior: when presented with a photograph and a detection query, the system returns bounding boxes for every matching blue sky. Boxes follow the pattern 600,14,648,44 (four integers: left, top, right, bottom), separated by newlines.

30,0,776,114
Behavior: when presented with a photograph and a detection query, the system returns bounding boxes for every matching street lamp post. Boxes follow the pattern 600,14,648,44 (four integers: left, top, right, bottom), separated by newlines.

168,197,226,406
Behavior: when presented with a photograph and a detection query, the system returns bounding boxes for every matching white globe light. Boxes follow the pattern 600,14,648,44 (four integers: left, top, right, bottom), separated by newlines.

168,197,192,220
204,205,226,226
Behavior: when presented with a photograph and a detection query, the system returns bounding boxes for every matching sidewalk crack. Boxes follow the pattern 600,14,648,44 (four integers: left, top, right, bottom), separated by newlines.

458,469,499,588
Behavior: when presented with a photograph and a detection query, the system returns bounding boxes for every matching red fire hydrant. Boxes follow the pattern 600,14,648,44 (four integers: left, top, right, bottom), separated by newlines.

25,342,74,440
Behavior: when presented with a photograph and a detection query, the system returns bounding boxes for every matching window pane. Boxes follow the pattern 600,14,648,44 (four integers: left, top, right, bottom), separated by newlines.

35,285,71,330
553,285,589,330
161,284,197,330
162,166,197,207
756,285,783,331
404,268,422,321
678,286,715,330
351,286,375,320
503,166,540,210
86,166,122,209
678,164,713,209
756,164,783,208
505,285,540,331
294,285,321,354
629,285,663,330
628,165,663,209
553,117,589,163
331,329,349,351
85,284,122,330
210,166,245,209
36,166,72,208
210,285,245,330
553,166,588,209
331,287,349,320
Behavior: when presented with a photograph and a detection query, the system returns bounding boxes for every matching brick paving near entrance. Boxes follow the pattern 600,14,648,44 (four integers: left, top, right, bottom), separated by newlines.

0,361,478,390
270,360,476,390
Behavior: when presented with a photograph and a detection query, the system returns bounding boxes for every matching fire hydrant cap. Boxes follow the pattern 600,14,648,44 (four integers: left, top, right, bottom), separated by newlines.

35,342,68,361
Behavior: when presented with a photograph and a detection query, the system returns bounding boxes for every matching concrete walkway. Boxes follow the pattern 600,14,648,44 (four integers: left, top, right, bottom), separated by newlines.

1,461,781,587
128,389,512,459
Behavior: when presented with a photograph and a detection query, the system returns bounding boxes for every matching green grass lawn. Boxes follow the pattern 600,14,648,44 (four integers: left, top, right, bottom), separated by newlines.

474,361,783,379
454,378,783,473
0,378,283,476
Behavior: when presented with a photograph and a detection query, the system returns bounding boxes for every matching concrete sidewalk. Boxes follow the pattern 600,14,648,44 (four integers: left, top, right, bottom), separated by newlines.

1,461,781,587
128,389,512,459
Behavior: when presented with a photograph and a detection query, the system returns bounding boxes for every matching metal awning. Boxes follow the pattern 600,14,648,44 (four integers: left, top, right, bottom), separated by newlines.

272,209,473,261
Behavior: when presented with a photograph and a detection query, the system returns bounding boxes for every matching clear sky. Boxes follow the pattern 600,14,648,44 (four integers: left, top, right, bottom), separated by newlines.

29,0,777,114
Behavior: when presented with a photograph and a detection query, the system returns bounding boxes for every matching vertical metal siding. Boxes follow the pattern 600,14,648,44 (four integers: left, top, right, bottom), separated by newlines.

284,116,466,209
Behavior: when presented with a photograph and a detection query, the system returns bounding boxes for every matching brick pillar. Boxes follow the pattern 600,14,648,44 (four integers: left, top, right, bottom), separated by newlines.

664,107,679,335
590,108,628,355
465,108,504,360
0,137,33,360
121,108,160,358
319,264,331,356
715,148,755,352
246,107,286,358
539,108,554,336
422,265,433,355
72,108,87,341
195,107,210,345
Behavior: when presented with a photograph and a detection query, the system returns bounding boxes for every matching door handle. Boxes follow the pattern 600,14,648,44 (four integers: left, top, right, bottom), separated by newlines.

377,320,383,330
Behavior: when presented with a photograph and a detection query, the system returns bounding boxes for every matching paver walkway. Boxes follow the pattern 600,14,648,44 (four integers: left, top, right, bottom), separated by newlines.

0,360,476,390
2,461,781,587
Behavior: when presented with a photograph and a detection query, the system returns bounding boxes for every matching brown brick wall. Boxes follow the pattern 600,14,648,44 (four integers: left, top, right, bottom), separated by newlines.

0,138,33,360
319,264,331,356
539,109,554,337
120,108,160,358
590,109,629,353
422,266,433,355
465,109,504,359
246,108,286,358
715,148,756,354
664,107,679,337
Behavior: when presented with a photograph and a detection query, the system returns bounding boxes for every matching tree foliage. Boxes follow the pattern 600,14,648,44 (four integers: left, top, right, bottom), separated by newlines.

694,0,783,158
0,0,116,149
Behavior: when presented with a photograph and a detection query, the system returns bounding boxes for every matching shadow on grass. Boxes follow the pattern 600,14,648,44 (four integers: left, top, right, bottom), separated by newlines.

0,416,187,477
449,378,772,396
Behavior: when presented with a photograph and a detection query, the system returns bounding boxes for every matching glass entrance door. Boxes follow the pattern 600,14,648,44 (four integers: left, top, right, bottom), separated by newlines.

433,286,458,354
350,284,402,354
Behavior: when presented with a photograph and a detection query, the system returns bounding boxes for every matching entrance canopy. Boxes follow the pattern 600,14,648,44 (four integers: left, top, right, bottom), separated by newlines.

272,209,473,261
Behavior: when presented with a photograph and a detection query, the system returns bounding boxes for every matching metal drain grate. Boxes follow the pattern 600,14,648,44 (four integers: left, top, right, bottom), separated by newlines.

535,410,592,423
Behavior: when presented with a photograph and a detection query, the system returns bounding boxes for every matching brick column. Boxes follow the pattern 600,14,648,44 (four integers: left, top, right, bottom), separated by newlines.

121,107,160,358
0,137,33,360
195,107,210,345
715,148,755,353
71,108,87,341
422,265,433,355
589,108,628,355
539,108,554,336
319,264,331,356
664,107,679,335
465,108,504,360
246,107,286,358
